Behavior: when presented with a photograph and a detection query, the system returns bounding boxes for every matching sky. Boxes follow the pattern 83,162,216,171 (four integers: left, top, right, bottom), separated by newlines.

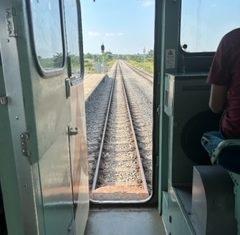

31,0,240,58
81,0,240,55
81,0,155,54
181,0,240,52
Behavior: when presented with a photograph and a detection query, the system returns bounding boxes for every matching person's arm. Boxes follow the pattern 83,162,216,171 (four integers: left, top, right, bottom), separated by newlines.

209,84,228,113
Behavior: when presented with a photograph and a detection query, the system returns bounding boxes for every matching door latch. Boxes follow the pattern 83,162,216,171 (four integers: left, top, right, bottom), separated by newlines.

68,127,78,136
65,78,71,98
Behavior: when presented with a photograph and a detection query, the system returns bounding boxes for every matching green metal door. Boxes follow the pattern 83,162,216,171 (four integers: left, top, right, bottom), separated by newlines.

0,0,87,234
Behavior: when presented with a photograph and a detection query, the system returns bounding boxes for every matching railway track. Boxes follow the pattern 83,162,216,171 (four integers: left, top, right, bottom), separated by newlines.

85,66,116,186
91,63,149,201
124,61,153,83
119,60,153,192
85,60,153,200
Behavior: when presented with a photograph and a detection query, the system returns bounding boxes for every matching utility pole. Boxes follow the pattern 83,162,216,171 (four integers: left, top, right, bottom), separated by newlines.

101,43,105,73
143,47,146,71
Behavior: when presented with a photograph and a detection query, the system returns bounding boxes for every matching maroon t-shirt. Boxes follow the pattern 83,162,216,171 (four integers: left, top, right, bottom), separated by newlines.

207,28,240,138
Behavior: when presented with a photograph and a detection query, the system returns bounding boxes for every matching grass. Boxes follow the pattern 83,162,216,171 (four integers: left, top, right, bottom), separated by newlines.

83,58,154,75
84,59,116,74
126,59,154,75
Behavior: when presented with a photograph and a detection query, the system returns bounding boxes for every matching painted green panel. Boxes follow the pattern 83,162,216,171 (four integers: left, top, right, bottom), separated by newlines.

162,192,194,235
0,63,25,234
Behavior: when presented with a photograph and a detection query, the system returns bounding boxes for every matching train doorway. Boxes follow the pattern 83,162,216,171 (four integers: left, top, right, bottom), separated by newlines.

81,0,155,203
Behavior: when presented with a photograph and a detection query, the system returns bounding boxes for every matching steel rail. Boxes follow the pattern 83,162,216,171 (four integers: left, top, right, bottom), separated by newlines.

91,61,148,197
122,60,153,83
91,64,117,191
119,64,148,194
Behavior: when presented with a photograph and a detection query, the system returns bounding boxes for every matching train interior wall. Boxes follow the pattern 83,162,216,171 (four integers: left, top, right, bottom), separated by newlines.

153,0,240,233
161,73,238,235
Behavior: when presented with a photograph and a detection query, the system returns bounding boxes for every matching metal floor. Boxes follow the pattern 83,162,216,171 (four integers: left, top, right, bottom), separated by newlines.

84,208,166,235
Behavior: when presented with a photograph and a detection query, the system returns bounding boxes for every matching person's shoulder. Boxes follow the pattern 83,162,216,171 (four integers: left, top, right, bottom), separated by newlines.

222,28,240,41
218,28,240,51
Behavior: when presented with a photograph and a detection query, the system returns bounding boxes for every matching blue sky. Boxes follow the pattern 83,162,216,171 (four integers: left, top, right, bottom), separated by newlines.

81,0,155,54
181,0,240,52
81,0,240,54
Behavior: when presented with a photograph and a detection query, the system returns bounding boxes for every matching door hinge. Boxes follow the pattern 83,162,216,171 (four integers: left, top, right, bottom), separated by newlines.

156,155,159,169
157,105,160,116
157,72,161,86
20,132,31,157
0,96,8,105
5,8,17,38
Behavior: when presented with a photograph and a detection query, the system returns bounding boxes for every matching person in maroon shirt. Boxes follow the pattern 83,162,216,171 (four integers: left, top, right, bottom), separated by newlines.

208,28,240,138
202,28,240,158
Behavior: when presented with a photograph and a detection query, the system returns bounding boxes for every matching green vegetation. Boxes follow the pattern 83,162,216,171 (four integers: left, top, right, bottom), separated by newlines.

126,60,153,75
125,49,154,75
38,52,64,70
38,50,154,74
84,52,116,73
83,49,154,74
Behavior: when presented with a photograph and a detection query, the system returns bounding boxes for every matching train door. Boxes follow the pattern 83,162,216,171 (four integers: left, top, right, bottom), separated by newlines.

0,0,88,234
0,0,41,234
63,0,89,234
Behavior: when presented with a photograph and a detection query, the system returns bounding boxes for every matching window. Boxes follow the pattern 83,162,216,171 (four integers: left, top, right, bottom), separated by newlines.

64,0,83,77
30,0,64,71
181,0,240,53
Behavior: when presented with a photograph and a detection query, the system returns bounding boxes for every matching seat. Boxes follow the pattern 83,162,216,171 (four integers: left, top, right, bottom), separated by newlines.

201,131,240,173
211,139,240,174
191,165,237,235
